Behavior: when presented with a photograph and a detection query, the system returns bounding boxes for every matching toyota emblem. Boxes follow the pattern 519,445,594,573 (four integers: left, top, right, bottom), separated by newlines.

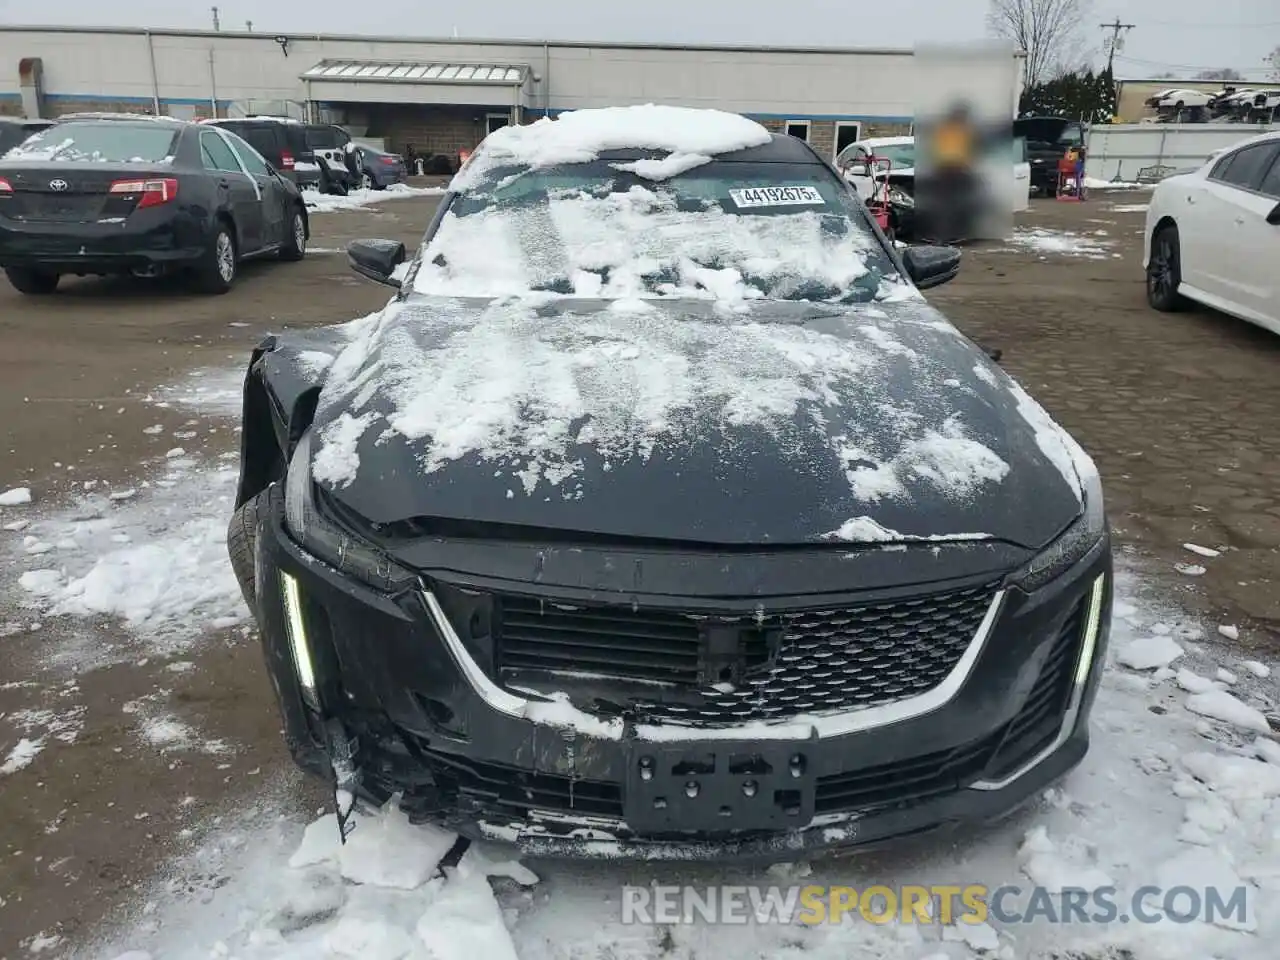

48,179,68,192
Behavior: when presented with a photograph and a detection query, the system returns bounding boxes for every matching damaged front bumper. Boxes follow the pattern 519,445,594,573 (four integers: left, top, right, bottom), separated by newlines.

251,485,1112,863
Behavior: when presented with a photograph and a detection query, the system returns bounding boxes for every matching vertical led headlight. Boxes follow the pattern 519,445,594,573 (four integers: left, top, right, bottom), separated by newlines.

280,570,318,709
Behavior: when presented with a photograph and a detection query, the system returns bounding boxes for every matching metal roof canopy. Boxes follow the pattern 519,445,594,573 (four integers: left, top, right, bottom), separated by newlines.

301,59,530,106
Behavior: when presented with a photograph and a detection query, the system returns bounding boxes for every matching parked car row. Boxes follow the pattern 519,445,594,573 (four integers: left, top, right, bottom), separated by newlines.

1143,86,1280,124
0,113,310,295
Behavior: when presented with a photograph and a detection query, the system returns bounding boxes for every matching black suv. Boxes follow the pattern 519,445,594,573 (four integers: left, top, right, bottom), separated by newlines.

1013,116,1087,196
205,118,357,195
0,118,55,156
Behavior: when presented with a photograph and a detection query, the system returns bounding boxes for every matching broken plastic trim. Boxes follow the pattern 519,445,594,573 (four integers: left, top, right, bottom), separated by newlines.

420,587,1007,742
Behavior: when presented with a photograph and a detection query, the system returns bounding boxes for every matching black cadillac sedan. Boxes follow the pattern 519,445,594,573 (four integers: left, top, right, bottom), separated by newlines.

227,109,1111,860
0,113,309,295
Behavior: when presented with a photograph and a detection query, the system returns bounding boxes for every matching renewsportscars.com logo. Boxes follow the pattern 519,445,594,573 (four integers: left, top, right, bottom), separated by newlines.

620,884,1254,927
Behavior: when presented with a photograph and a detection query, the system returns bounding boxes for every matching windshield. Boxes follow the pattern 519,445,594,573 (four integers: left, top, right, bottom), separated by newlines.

4,122,178,163
867,143,915,169
413,159,901,303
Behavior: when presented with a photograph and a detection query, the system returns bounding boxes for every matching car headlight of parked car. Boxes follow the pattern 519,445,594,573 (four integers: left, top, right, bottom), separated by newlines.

1011,465,1106,593
887,184,915,207
283,429,414,592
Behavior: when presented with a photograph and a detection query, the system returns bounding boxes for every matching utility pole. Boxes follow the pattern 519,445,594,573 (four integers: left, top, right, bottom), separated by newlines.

1099,17,1135,74
211,6,221,31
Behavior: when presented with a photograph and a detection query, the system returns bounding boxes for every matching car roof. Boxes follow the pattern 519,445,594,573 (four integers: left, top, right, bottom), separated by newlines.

52,112,190,126
0,117,52,126
208,116,307,125
556,133,820,165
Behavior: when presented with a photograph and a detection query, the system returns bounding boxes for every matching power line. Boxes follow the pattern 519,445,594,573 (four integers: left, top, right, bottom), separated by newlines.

1141,18,1280,29
1099,17,1136,74
1113,54,1275,79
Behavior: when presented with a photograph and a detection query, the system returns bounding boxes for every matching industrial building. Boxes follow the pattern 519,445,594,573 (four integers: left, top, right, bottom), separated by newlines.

0,25,1024,163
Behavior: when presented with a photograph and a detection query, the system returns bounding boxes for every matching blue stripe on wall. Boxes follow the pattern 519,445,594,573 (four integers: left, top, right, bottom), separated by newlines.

0,91,231,107
2,91,909,123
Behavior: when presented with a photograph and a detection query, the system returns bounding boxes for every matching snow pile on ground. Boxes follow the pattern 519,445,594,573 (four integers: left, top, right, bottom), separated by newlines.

1,486,33,506
412,184,893,302
303,183,445,214
999,226,1117,259
1109,203,1150,213
1085,177,1150,190
77,566,1279,960
450,104,772,192
3,456,248,660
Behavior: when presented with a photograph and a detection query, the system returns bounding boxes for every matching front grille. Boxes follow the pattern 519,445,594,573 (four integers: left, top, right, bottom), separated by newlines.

487,582,998,725
498,595,705,684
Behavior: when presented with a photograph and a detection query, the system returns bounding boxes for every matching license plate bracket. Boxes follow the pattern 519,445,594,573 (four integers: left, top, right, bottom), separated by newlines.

622,740,815,834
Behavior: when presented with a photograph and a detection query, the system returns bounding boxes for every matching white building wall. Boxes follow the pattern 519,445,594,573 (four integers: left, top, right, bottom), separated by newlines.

0,26,1021,123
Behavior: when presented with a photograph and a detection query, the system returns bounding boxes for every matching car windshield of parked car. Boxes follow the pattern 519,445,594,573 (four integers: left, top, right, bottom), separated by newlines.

3,121,178,163
414,159,901,303
868,143,915,169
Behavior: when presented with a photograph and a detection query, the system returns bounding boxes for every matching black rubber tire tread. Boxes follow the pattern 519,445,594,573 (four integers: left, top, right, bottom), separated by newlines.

227,491,266,616
5,267,60,295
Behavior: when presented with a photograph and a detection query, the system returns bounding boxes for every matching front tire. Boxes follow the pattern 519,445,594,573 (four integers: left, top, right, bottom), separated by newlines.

5,266,60,295
227,491,266,615
279,208,307,262
1147,224,1186,312
194,224,237,295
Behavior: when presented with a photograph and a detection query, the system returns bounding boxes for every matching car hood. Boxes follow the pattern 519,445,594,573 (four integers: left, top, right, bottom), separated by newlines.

294,294,1091,550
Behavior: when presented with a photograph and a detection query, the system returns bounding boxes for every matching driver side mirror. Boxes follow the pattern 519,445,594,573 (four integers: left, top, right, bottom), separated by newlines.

846,162,870,177
348,238,406,289
902,244,961,290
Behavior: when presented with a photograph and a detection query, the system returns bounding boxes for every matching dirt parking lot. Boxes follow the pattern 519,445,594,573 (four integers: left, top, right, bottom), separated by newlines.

1,190,1277,957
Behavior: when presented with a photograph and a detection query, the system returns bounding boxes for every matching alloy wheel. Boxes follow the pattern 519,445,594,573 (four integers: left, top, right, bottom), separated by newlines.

216,233,235,283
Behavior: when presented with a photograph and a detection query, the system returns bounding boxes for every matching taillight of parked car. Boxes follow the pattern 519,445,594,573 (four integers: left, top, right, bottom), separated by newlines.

380,156,398,165
280,150,296,170
0,176,12,194
109,177,180,209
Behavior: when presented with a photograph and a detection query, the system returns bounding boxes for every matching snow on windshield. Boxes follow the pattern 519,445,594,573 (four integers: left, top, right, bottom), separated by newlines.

413,183,899,303
314,296,1005,505
6,123,179,163
450,104,772,192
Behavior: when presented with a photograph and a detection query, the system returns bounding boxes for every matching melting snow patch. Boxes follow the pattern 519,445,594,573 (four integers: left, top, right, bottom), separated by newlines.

1109,203,1151,213
304,183,445,214
1183,542,1220,558
1185,689,1272,734
5,460,248,662
1000,227,1114,259
1116,634,1184,670
1,486,33,506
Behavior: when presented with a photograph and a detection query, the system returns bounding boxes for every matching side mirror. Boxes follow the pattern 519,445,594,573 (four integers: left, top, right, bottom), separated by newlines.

348,238,406,289
902,244,961,290
1268,201,1280,226
847,162,870,177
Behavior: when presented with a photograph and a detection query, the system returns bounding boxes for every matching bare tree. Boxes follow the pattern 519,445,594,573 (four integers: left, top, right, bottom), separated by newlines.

988,0,1091,87
1269,46,1280,82
1195,68,1243,82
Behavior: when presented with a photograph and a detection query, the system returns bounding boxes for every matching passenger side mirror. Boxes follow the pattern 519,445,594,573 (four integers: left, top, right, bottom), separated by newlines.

847,162,870,177
1267,201,1280,226
902,244,961,290
348,238,406,289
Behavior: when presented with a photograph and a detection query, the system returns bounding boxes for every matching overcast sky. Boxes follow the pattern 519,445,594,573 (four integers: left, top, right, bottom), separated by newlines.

1,0,1276,81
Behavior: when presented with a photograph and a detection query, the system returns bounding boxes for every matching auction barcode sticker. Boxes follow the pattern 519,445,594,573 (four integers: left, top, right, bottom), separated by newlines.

728,185,825,208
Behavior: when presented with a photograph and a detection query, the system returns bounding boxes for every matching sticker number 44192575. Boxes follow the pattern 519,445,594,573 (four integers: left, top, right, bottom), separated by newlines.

728,185,825,208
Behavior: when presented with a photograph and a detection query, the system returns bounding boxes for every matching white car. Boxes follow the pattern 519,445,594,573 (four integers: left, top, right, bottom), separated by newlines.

835,135,1030,213
1144,130,1280,334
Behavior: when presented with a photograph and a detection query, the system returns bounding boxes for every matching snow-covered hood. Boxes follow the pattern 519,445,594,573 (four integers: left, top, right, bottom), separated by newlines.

299,295,1089,550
